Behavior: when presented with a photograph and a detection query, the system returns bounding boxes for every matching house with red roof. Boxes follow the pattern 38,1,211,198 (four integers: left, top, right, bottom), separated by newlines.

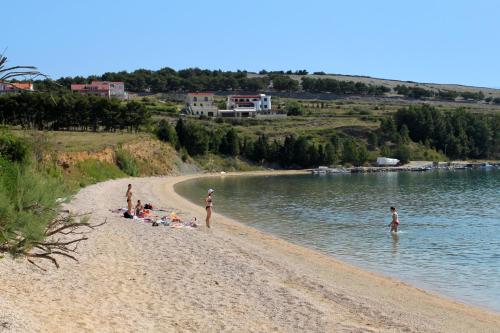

227,94,272,114
71,81,127,99
0,82,34,94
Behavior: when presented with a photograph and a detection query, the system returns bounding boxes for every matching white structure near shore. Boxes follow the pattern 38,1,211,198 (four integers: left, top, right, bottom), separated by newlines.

377,157,400,166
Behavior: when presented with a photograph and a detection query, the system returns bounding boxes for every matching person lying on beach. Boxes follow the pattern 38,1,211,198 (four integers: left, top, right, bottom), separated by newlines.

205,189,214,228
388,206,400,232
135,200,144,216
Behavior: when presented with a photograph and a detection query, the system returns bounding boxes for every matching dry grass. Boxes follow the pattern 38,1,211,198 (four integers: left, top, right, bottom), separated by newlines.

12,130,152,152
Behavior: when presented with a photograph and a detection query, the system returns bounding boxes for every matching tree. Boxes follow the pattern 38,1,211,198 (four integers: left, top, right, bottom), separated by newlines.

285,101,305,116
156,119,179,149
367,132,379,149
0,53,45,83
271,75,299,92
220,128,239,156
394,144,411,164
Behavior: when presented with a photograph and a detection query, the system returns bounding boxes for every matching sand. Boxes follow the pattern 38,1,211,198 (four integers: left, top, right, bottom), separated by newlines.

1,171,500,333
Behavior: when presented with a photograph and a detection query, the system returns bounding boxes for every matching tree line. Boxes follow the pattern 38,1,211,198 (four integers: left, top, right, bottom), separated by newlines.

31,67,498,104
301,77,391,96
394,85,486,101
0,93,149,131
392,104,500,159
35,68,270,94
157,119,372,167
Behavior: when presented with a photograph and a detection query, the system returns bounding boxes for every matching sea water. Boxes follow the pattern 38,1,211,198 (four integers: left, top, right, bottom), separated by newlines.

175,169,500,311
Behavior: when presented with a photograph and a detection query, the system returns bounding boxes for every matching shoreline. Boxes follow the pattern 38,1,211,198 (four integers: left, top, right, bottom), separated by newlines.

171,170,499,313
165,171,500,328
0,171,498,332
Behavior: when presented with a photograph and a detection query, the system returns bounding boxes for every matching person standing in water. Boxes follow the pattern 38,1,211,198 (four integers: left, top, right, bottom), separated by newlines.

388,206,400,233
205,189,214,228
126,184,133,214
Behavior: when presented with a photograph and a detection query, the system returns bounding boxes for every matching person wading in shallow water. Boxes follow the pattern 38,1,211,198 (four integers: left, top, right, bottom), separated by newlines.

388,206,400,233
126,184,133,214
205,189,214,228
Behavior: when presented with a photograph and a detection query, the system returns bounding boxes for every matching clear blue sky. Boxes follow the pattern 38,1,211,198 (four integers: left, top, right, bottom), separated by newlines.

3,0,499,87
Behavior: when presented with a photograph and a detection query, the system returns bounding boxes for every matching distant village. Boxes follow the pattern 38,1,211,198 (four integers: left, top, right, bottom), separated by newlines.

0,81,284,118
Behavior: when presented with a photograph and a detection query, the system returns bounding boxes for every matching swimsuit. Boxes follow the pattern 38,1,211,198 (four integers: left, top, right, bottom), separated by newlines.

392,212,400,224
206,196,212,210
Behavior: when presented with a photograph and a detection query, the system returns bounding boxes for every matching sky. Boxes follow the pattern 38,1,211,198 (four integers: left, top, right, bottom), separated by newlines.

3,0,499,88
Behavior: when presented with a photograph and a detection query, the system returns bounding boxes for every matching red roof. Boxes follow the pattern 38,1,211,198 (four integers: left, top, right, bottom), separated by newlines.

71,83,109,91
11,82,33,90
1,82,33,91
188,92,213,96
231,95,260,99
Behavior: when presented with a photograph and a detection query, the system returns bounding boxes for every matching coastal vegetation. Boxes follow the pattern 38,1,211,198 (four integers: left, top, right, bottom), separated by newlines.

0,93,150,131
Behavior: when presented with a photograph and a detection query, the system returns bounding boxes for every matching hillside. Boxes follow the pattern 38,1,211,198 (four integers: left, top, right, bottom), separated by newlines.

247,73,500,99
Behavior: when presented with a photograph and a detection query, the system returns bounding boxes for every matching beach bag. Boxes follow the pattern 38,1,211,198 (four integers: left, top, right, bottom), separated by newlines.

124,211,133,219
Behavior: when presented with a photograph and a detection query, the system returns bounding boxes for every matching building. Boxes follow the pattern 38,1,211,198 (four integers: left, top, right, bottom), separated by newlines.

218,107,258,118
186,92,219,117
0,82,34,95
71,81,127,99
227,94,272,114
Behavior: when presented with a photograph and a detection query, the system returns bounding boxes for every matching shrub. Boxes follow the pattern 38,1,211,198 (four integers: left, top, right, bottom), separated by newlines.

0,132,29,163
180,148,189,162
285,101,305,116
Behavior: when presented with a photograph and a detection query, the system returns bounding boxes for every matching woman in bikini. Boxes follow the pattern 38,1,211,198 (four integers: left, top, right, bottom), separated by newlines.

205,189,214,228
388,206,400,233
126,184,133,214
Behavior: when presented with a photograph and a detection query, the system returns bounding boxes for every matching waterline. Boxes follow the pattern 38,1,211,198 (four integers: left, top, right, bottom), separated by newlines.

175,170,500,312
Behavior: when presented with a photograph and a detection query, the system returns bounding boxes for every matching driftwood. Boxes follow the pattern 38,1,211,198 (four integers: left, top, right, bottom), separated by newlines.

1,212,106,271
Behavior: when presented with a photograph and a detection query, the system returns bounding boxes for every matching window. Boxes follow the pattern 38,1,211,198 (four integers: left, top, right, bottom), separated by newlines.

193,97,198,102
264,98,267,101
264,104,268,108
200,103,203,107
204,96,209,101
193,103,197,106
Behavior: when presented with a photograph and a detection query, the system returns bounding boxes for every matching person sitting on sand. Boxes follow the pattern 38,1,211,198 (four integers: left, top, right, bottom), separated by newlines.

388,206,400,233
205,189,214,228
135,200,144,216
126,184,133,214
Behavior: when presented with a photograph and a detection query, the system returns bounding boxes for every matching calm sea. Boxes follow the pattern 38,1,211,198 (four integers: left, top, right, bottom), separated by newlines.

175,170,500,311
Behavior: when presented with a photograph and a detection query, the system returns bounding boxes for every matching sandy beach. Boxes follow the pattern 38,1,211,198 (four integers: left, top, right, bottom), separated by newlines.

1,171,500,332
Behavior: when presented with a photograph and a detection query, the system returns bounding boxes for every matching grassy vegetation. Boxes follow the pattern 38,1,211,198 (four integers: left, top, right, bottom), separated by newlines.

64,160,127,190
12,130,146,152
115,149,139,176
194,153,264,172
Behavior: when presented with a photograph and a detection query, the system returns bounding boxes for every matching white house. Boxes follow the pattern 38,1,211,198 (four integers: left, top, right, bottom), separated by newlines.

227,94,272,114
